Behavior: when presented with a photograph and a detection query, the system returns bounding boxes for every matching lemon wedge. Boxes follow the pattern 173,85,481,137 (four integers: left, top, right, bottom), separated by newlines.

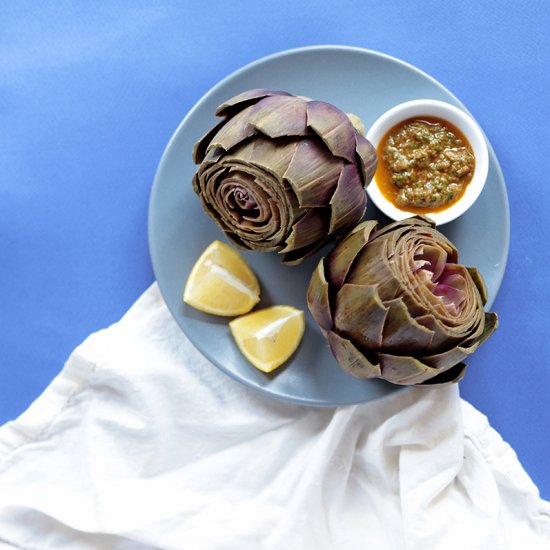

229,306,305,372
183,240,260,316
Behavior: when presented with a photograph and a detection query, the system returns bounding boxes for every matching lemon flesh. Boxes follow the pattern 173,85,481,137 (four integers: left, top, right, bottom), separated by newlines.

183,240,260,316
229,306,305,372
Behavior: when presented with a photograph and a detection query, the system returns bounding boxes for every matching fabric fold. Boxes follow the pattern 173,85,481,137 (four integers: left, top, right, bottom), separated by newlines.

0,283,548,549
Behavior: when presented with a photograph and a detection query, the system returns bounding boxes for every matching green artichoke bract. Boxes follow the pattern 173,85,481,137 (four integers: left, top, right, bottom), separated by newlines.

192,89,377,264
307,216,498,385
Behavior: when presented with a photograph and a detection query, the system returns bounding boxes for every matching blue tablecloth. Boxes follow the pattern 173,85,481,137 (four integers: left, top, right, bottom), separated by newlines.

1,1,549,501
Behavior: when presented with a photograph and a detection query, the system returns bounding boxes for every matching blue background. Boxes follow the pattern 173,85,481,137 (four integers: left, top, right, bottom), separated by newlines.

1,1,549,500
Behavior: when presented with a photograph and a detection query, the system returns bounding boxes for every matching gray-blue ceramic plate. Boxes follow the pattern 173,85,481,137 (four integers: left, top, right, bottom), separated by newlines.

148,46,509,406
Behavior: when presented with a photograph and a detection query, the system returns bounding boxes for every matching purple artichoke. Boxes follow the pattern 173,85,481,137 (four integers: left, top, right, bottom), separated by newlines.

307,216,498,385
192,89,377,264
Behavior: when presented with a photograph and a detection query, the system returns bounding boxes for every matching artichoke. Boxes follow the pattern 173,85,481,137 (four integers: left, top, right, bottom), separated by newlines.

192,89,377,264
307,216,498,385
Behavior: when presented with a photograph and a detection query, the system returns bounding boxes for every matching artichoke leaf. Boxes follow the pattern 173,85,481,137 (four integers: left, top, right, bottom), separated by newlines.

419,363,467,385
193,118,228,164
307,260,333,332
378,353,441,385
201,146,225,165
333,284,387,349
215,88,292,117
227,137,298,181
306,100,356,162
415,314,473,351
466,266,489,305
325,220,378,288
248,95,309,138
419,317,498,372
381,298,434,353
480,311,499,341
373,215,436,239
328,164,367,235
283,140,344,207
347,238,405,301
224,229,259,251
280,239,330,266
327,331,381,379
281,208,329,252
354,132,378,186
412,244,448,282
422,345,471,371
205,106,260,157
460,311,499,350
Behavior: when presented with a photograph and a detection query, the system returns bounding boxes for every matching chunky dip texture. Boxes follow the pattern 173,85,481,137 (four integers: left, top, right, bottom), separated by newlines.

376,116,475,213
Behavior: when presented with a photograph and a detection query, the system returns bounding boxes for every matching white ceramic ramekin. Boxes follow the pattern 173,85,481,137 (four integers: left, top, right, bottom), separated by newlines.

366,99,489,225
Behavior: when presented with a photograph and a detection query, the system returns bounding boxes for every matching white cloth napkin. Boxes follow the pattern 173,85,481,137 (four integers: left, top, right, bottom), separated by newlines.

0,284,549,550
